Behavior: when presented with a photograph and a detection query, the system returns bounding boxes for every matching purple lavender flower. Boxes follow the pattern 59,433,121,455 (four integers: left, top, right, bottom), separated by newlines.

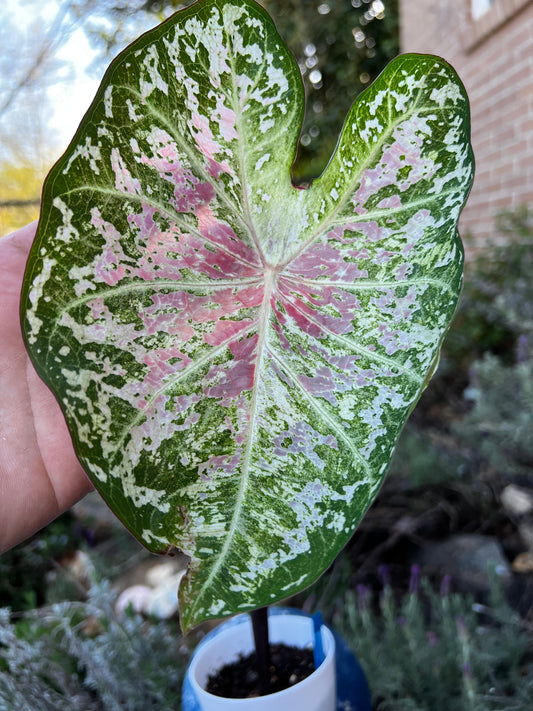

440,574,452,597
462,662,472,679
357,584,370,611
426,630,437,646
409,564,420,594
517,334,529,363
378,563,390,587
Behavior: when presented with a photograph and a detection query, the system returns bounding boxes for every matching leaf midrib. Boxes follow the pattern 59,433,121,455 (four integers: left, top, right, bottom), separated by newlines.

56,276,262,313
324,188,461,227
282,274,455,294
188,267,276,609
225,13,266,265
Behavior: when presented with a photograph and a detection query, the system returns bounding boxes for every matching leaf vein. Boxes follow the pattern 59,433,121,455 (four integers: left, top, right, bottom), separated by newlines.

285,296,424,384
267,348,372,478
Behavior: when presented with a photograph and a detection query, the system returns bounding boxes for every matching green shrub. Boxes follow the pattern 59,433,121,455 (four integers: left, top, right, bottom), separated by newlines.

447,206,533,477
388,423,467,488
454,354,533,477
0,513,84,611
444,205,533,373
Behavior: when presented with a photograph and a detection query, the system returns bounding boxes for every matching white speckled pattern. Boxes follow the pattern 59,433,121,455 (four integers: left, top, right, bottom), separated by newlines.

21,0,473,631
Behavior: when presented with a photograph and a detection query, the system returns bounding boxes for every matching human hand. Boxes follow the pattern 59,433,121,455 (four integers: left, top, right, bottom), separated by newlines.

0,222,94,554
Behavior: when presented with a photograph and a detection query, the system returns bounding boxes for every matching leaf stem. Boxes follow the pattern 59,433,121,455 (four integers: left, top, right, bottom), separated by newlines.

251,606,271,696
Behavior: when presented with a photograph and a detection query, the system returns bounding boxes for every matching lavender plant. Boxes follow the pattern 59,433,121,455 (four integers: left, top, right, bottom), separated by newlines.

334,571,533,711
0,582,187,711
1,574,530,710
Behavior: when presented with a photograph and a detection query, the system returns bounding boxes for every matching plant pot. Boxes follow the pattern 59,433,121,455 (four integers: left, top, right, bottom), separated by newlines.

186,610,335,711
182,608,371,711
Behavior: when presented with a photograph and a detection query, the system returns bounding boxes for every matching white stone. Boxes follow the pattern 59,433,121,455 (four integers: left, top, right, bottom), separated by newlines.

501,485,533,517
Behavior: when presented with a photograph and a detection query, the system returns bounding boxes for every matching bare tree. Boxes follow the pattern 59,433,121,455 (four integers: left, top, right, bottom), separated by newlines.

0,2,82,231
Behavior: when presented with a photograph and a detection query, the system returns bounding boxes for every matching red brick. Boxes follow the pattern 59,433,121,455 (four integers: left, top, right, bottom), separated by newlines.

400,0,533,253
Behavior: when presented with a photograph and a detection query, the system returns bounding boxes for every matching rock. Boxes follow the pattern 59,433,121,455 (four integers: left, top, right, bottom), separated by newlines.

145,560,180,587
146,571,186,619
512,552,533,574
115,584,153,615
414,534,511,593
112,558,168,592
113,556,188,619
113,554,187,591
501,485,533,517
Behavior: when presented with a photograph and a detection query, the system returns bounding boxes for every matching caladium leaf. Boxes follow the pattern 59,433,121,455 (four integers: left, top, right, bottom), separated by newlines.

21,0,473,631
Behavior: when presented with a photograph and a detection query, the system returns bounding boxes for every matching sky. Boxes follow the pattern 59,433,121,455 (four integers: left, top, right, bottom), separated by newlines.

48,32,101,147
5,0,101,151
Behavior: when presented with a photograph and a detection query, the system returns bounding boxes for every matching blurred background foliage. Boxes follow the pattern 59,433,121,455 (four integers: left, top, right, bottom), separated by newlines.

68,0,399,180
0,1,74,235
0,0,398,234
2,571,532,711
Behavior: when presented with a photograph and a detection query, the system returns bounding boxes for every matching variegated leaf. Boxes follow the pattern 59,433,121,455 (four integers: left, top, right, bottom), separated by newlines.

21,0,473,631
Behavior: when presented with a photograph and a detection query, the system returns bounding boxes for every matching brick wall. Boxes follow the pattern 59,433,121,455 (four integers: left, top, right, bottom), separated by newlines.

399,0,533,256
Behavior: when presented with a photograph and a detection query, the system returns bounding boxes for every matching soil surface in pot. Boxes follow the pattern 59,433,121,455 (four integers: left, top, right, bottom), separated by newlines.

206,643,315,698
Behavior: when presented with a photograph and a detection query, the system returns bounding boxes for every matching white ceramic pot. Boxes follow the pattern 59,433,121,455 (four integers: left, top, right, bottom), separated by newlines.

188,612,337,711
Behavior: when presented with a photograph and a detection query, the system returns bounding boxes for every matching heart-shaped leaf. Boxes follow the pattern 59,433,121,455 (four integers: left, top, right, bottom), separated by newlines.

21,0,473,631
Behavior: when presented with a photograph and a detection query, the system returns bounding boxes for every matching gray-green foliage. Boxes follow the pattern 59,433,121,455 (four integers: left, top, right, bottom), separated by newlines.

388,422,467,487
334,575,533,711
0,583,187,711
456,354,533,476
2,572,531,711
453,206,533,476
